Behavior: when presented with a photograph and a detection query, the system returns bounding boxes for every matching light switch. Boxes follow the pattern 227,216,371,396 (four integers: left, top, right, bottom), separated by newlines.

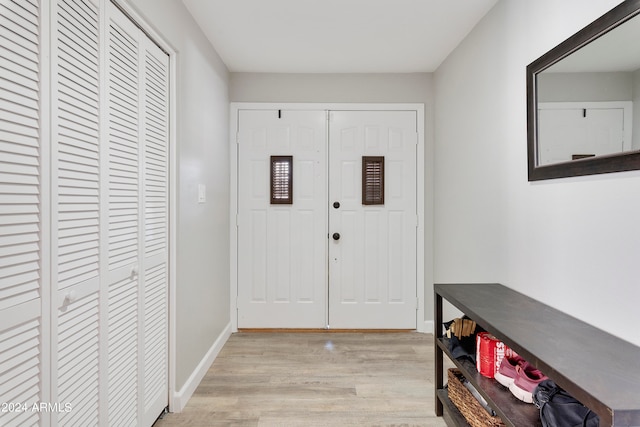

198,184,206,203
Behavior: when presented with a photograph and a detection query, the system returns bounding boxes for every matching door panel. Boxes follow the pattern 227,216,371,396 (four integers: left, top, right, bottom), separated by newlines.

0,1,43,425
0,302,41,427
106,3,170,425
56,285,100,426
140,35,169,427
106,6,140,425
328,111,417,329
52,0,102,423
237,110,327,328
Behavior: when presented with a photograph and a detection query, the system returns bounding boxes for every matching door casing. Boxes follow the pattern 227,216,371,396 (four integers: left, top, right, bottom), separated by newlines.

230,103,426,332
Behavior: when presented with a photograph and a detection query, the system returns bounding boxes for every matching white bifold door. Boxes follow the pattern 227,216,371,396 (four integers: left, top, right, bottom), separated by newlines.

0,1,45,426
103,4,169,427
0,1,169,426
237,109,417,329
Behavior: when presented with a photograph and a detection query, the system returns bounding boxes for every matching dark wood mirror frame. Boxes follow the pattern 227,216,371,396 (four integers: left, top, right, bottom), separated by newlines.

527,0,640,181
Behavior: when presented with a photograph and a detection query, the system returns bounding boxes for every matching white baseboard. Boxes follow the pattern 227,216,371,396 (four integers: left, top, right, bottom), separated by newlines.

423,320,434,335
171,322,232,412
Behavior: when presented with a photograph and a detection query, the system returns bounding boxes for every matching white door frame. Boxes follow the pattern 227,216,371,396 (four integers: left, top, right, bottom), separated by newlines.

230,103,426,332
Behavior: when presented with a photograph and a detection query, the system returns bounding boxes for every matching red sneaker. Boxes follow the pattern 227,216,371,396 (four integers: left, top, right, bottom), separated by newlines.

494,355,527,388
509,364,548,403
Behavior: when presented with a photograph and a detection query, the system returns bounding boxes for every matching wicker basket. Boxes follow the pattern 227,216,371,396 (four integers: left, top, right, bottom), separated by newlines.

447,368,506,427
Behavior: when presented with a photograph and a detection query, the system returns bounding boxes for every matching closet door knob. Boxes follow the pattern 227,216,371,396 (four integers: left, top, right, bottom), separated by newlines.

64,290,77,304
332,233,340,241
131,266,139,278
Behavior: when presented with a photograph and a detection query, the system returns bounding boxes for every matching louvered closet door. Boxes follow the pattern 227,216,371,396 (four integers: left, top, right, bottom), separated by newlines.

0,1,168,426
51,0,101,425
106,3,169,426
0,1,45,426
106,6,140,426
139,18,169,427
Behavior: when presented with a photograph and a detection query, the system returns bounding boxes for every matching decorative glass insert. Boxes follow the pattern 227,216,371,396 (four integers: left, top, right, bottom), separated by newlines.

271,156,293,204
362,156,384,205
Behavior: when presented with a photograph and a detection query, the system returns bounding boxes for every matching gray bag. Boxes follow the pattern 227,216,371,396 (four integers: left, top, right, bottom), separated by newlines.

533,379,599,427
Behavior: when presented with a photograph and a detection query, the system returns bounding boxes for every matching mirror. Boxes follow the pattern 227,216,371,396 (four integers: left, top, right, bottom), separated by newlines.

527,0,640,180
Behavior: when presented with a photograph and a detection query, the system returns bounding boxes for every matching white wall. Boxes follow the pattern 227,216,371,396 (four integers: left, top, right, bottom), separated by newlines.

127,0,231,391
538,72,633,102
634,69,640,150
231,72,431,104
434,0,640,346
230,72,436,325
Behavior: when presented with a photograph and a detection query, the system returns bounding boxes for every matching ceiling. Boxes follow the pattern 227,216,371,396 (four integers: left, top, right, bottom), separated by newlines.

181,0,498,73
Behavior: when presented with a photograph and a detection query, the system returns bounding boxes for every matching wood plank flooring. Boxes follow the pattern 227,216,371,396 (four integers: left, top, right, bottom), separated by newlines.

154,331,449,427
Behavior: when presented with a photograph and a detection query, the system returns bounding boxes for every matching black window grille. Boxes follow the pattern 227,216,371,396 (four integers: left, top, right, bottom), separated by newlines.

271,156,293,204
362,156,384,205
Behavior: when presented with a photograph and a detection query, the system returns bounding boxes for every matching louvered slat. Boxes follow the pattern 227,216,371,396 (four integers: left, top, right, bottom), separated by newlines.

270,156,293,204
143,263,167,411
0,5,39,55
57,291,99,427
144,48,168,258
362,156,385,205
108,275,138,427
0,0,41,313
55,0,100,291
0,318,41,426
0,21,38,61
108,17,139,271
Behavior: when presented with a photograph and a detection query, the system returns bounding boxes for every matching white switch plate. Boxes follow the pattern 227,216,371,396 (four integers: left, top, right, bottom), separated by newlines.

198,184,206,203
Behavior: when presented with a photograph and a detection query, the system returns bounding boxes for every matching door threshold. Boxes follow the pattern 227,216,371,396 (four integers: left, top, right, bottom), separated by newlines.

237,328,416,333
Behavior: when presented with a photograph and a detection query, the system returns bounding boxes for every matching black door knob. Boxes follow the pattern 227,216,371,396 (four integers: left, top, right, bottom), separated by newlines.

333,201,340,209
332,233,340,241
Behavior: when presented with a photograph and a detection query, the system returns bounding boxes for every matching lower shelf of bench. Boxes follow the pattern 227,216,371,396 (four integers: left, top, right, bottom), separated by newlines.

437,338,541,427
436,389,471,427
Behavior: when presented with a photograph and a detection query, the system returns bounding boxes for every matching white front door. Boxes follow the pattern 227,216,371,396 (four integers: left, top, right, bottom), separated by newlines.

328,111,417,329
237,108,417,329
237,110,328,328
538,103,630,165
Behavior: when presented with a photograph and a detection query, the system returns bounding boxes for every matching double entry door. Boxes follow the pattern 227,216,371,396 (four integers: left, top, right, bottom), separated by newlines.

237,109,418,329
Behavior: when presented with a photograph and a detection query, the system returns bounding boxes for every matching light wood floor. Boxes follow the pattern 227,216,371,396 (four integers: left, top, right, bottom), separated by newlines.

154,331,449,427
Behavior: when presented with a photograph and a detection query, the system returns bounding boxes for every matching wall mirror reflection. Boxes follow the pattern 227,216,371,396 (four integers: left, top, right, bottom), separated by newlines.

527,0,640,180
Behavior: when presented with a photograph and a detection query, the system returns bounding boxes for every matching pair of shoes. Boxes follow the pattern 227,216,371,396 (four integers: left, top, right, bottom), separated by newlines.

494,355,548,404
494,354,526,388
509,364,548,403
